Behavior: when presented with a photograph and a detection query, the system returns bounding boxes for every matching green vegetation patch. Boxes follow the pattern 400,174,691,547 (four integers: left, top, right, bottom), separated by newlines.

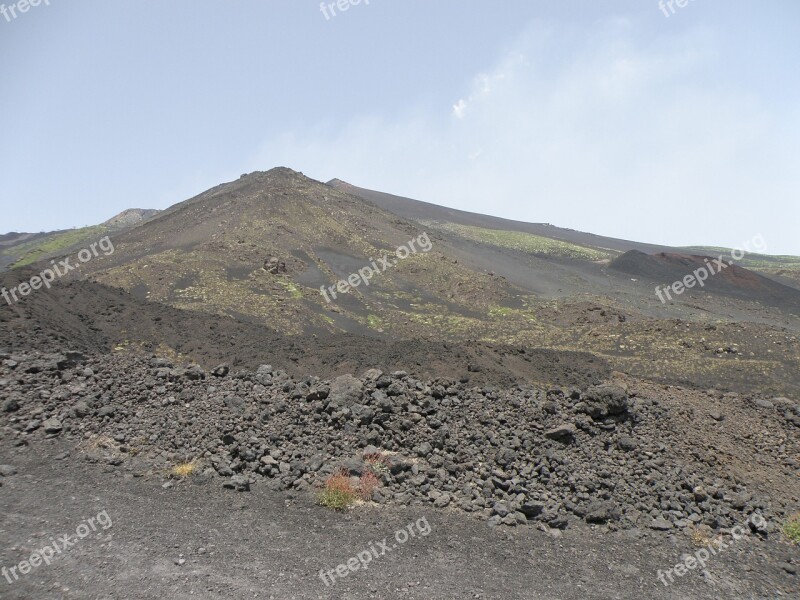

11,225,108,267
366,314,384,329
277,279,304,299
432,223,613,261
783,514,800,544
681,247,800,271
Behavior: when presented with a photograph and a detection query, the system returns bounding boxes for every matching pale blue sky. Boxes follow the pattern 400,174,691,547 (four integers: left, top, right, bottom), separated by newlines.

1,0,799,253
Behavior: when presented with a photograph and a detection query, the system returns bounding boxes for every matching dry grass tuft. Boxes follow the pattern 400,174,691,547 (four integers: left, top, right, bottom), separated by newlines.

169,461,199,479
358,470,380,501
689,525,723,549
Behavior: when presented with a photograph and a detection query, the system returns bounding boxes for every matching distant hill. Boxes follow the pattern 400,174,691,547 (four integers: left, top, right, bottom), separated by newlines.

0,208,160,271
103,208,161,229
610,250,800,313
680,245,800,289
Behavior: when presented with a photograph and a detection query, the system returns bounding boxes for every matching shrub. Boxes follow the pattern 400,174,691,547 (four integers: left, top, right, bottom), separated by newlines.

317,469,358,510
358,470,380,501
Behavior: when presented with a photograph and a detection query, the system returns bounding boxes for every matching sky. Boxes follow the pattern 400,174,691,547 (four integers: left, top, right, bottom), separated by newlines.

1,0,799,254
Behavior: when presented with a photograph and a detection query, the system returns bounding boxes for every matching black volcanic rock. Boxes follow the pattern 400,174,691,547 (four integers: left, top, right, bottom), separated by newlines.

2,349,791,534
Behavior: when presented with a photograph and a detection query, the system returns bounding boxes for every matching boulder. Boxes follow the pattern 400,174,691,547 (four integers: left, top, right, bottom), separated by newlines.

328,374,363,406
42,417,63,434
545,423,577,443
581,384,629,419
212,364,230,378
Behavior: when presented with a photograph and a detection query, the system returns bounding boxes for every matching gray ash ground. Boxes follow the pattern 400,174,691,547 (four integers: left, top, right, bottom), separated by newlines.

0,349,797,598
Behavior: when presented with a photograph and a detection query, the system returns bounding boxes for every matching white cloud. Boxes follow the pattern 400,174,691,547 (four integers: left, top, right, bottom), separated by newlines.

247,19,800,254
452,99,467,119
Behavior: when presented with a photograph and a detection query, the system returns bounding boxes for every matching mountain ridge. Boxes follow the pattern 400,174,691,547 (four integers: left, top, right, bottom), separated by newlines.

2,167,798,396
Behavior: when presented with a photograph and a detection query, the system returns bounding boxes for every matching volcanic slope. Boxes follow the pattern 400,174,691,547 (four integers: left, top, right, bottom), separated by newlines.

610,250,800,314
7,167,800,395
77,169,799,330
327,178,675,254
329,178,800,309
75,168,543,339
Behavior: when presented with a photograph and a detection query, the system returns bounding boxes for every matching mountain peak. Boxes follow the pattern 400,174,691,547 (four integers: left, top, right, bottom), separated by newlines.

103,208,160,229
327,178,354,189
238,167,307,181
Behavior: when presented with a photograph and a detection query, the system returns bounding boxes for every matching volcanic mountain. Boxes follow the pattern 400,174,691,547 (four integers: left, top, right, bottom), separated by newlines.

2,167,799,395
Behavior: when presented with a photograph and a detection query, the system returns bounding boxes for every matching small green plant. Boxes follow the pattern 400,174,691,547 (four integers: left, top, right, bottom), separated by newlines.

783,514,800,544
364,452,390,475
317,469,358,510
277,279,303,299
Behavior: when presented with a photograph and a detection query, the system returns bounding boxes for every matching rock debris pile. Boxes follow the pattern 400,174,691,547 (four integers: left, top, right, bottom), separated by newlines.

2,350,797,533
